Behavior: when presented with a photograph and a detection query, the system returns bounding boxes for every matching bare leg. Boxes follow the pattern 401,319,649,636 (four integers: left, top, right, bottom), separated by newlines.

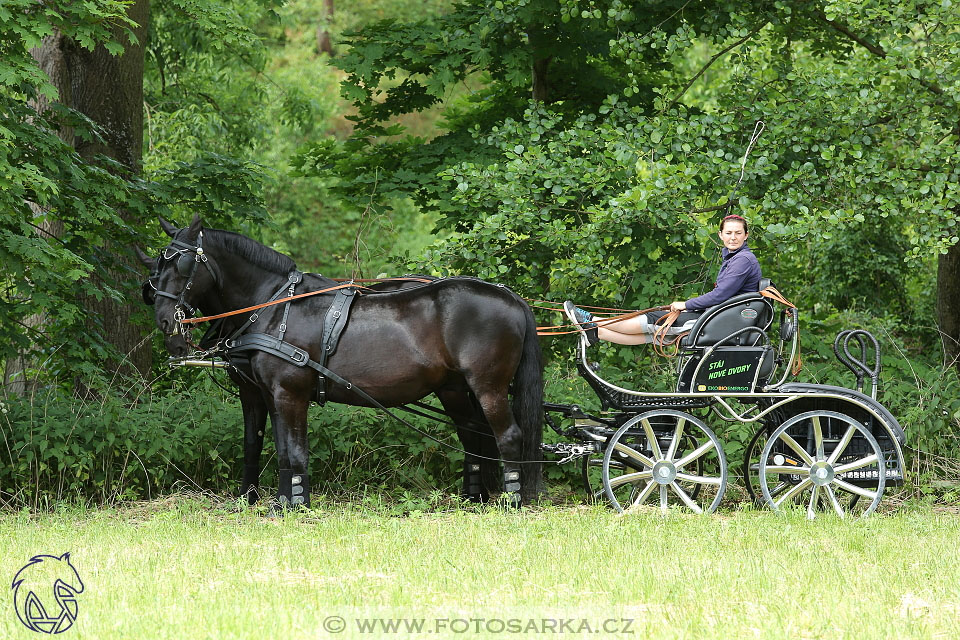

597,326,657,345
596,314,657,345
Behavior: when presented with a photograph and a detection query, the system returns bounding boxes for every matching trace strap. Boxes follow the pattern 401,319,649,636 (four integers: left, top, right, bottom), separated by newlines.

223,332,546,465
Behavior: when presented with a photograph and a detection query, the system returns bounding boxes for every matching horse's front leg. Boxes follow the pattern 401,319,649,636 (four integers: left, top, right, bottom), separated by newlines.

270,383,312,509
237,382,268,504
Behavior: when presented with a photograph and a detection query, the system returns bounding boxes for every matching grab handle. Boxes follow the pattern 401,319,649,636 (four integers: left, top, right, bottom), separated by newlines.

833,329,881,399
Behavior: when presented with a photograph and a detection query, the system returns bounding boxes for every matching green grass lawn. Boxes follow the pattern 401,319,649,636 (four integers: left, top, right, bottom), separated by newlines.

1,495,958,639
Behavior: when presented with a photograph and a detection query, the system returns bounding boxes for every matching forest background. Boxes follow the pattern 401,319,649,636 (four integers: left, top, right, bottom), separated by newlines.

1,0,959,508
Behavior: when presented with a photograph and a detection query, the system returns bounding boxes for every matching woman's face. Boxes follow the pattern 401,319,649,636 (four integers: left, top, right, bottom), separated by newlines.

718,220,748,252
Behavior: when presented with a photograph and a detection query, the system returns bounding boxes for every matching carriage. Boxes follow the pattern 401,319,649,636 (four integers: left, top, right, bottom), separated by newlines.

142,219,905,517
542,280,906,518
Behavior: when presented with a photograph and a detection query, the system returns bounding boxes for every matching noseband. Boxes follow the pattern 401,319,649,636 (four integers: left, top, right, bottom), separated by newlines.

150,231,217,338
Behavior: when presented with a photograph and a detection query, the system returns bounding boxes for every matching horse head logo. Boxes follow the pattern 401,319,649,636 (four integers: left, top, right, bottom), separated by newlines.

11,553,84,634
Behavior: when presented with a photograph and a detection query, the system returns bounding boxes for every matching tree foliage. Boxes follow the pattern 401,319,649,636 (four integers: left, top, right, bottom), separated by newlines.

301,1,958,320
0,1,140,376
0,1,280,384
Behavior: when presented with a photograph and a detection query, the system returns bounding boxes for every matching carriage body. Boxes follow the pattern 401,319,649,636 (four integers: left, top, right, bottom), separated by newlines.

546,286,906,517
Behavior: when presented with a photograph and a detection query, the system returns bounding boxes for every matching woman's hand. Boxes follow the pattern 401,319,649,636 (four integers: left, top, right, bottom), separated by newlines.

669,301,687,313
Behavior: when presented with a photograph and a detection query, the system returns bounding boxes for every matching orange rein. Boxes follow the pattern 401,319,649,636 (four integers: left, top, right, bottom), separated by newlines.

535,305,670,336
178,276,437,327
178,282,369,326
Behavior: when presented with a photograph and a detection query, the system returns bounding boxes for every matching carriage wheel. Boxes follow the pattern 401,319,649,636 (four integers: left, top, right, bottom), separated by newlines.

601,410,727,514
759,410,886,519
743,427,795,506
588,435,707,503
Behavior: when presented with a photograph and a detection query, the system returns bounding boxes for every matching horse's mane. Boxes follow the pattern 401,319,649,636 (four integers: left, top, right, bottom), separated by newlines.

206,229,297,275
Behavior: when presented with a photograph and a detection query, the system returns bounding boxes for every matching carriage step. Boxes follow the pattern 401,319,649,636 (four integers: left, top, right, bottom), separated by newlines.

608,391,711,410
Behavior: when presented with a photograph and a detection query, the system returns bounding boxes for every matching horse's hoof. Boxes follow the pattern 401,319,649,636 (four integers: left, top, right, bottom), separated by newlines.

241,486,261,505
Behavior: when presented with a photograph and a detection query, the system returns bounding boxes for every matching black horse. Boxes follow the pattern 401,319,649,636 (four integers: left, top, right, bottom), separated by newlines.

139,216,543,506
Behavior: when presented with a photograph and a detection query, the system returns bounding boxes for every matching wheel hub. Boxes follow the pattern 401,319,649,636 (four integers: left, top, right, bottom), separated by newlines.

652,460,677,485
809,461,835,486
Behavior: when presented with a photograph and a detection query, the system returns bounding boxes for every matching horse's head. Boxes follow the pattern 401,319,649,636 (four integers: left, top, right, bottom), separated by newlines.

138,215,220,356
12,552,84,633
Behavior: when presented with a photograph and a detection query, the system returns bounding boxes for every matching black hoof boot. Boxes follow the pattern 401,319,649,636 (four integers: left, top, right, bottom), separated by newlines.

277,469,311,509
462,461,485,503
503,469,522,508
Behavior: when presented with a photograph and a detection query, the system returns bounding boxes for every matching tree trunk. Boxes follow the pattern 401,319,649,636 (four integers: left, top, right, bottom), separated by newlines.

937,233,960,372
19,1,152,389
316,0,335,56
532,56,550,102
527,25,551,102
3,35,76,394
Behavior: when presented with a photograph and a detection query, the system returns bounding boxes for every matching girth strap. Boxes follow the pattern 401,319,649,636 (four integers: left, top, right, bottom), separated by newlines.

318,287,357,370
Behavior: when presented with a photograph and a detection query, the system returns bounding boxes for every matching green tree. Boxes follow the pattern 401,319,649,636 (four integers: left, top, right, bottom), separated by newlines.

300,0,959,365
0,0,278,389
1,1,143,390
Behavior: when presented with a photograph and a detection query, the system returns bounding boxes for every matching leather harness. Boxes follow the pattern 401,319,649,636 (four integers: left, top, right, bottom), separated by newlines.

224,275,358,404
151,232,364,404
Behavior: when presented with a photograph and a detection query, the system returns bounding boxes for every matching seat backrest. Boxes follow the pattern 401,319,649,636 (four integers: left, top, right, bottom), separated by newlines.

682,293,774,348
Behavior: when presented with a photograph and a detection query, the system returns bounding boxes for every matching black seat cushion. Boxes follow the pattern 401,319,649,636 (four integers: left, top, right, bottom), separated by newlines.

682,294,774,347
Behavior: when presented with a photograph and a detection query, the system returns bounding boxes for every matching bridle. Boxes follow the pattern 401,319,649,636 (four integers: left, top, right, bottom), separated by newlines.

146,231,218,339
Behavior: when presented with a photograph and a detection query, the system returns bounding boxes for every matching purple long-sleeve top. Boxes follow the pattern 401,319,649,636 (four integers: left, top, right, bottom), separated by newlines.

685,244,762,311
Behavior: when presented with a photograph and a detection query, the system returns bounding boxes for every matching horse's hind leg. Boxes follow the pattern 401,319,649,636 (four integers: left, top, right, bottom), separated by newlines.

436,391,497,502
472,389,525,507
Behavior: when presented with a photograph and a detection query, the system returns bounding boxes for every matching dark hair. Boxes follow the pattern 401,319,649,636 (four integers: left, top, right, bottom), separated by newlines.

720,214,748,233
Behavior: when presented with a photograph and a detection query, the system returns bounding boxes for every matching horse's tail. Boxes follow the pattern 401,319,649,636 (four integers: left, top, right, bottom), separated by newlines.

513,301,544,501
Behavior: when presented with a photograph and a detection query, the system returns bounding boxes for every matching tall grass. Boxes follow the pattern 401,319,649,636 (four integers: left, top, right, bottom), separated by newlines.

1,495,958,639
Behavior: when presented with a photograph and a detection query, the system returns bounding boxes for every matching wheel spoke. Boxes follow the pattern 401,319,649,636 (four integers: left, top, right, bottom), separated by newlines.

824,485,845,518
833,478,879,500
807,484,820,520
827,424,857,465
629,479,657,507
812,415,825,460
641,418,663,460
675,440,716,468
834,453,879,474
659,484,668,512
776,432,816,466
774,477,812,508
607,469,653,489
665,417,686,461
675,471,723,486
611,441,656,468
670,482,703,514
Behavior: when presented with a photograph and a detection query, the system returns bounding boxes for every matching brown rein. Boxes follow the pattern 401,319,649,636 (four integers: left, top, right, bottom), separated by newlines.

178,275,797,368
178,276,434,326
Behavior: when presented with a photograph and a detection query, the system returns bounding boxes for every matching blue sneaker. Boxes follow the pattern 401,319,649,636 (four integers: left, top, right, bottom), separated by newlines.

564,301,599,346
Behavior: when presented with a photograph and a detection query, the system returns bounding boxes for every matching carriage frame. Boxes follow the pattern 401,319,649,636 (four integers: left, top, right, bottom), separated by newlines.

542,285,906,518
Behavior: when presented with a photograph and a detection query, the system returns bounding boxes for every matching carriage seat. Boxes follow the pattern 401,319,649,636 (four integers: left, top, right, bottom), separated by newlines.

680,279,774,348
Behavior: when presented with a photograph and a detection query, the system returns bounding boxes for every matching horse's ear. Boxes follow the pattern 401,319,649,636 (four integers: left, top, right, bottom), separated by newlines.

159,217,177,237
185,213,203,240
134,247,157,270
